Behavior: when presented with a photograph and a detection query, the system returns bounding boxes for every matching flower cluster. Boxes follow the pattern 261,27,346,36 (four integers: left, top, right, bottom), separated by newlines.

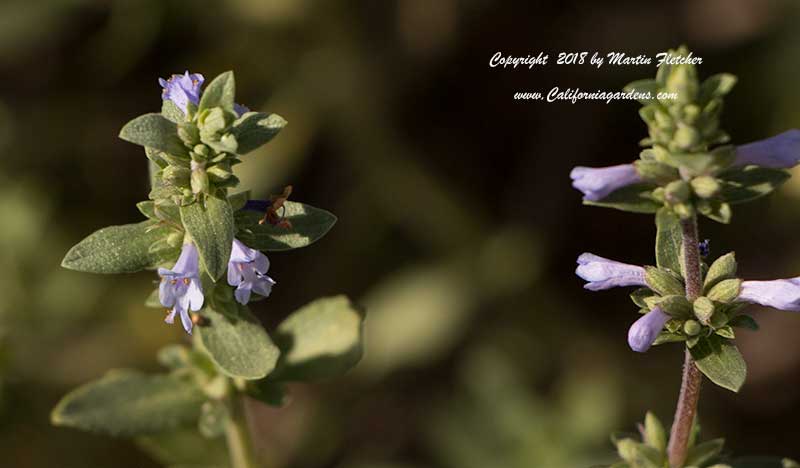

159,238,275,335
151,74,279,334
576,251,800,353
569,46,798,225
152,70,255,207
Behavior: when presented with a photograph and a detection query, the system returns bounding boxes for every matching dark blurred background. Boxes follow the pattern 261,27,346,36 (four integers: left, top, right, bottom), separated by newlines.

1,0,800,466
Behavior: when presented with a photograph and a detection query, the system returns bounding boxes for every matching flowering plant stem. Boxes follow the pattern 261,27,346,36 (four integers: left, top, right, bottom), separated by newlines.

666,216,704,467
225,393,259,468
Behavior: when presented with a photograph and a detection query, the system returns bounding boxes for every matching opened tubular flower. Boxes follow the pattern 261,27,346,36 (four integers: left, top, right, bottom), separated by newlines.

158,243,204,335
570,129,800,202
627,307,670,353
734,130,800,169
576,253,647,291
228,239,275,305
159,71,204,114
570,164,642,201
738,277,800,312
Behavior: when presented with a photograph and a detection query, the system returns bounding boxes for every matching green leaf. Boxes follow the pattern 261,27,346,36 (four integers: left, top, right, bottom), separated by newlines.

119,113,187,156
584,183,661,214
227,191,250,211
643,412,666,452
623,79,660,105
655,208,683,274
697,199,732,224
704,252,737,290
718,167,790,204
270,295,365,381
644,266,685,296
729,314,759,331
699,73,737,103
630,288,656,309
231,112,287,154
51,371,204,436
657,295,692,319
246,379,287,407
137,201,157,220
162,99,186,124
707,278,742,303
181,196,234,281
62,221,178,274
196,304,280,380
690,334,747,392
198,71,235,113
137,429,230,468
235,202,337,251
685,438,725,467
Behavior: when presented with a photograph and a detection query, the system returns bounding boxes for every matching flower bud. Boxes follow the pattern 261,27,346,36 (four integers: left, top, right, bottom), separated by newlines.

163,165,190,186
690,176,720,199
191,168,209,195
666,65,699,104
664,180,690,204
628,307,670,353
166,231,184,248
693,296,715,324
672,202,694,220
207,164,232,182
684,319,701,336
178,122,200,146
673,124,700,151
682,104,700,125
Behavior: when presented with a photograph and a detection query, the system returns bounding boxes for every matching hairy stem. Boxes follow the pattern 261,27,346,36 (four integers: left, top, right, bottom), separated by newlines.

667,216,704,467
226,393,259,468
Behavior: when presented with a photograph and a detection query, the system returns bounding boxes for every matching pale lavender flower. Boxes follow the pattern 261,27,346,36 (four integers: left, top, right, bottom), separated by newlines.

627,307,670,353
734,130,800,169
738,277,800,312
570,164,642,201
576,253,647,291
159,71,205,114
159,243,204,334
227,239,275,305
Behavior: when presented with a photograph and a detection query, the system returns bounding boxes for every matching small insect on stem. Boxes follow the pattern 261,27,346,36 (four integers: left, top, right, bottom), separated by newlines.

259,185,293,229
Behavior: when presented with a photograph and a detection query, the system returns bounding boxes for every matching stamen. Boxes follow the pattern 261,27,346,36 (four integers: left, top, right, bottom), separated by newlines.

183,278,190,285
170,279,177,285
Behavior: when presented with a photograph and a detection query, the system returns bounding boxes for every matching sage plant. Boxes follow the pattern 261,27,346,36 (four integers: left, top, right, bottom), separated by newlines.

574,47,800,468
50,71,364,468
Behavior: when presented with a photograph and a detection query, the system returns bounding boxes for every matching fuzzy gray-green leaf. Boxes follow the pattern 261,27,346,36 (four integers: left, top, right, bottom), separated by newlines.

197,304,280,380
718,167,790,204
690,334,746,392
235,201,337,251
232,112,287,154
704,252,737,290
198,71,235,113
655,208,683,274
120,113,187,156
584,183,661,214
181,196,234,281
685,438,725,467
62,221,178,274
270,295,364,381
51,371,204,436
